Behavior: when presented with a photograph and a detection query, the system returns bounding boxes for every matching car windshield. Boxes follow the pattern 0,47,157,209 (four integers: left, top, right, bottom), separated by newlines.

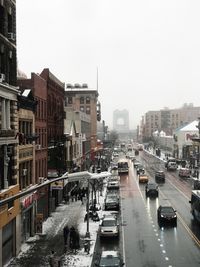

102,220,116,227
148,183,157,189
161,207,175,214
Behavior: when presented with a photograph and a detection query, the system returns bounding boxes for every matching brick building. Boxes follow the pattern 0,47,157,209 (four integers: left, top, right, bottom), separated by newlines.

0,1,21,266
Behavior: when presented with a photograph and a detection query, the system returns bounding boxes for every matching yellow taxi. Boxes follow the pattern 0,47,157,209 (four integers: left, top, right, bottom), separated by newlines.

139,173,149,183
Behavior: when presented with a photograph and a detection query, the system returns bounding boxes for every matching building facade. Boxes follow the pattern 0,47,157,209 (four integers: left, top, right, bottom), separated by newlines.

65,83,100,166
17,72,49,221
143,104,200,140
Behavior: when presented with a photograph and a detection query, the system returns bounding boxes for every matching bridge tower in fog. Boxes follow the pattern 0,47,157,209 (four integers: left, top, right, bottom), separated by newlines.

113,109,130,140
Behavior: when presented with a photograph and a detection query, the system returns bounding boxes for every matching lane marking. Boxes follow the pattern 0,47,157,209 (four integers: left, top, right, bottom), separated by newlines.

159,189,200,247
177,213,200,247
120,181,126,266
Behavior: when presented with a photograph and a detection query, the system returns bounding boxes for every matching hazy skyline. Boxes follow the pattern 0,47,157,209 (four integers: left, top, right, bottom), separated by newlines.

16,0,200,129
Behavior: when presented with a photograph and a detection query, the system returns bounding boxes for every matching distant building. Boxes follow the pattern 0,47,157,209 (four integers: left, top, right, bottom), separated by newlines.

143,104,200,140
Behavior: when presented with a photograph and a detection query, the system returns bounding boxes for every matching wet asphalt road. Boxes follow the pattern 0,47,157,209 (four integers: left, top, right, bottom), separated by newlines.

120,152,200,267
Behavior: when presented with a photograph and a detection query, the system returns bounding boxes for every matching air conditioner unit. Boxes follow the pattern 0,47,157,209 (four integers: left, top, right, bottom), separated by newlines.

0,73,5,82
22,169,27,176
7,32,15,41
38,177,44,184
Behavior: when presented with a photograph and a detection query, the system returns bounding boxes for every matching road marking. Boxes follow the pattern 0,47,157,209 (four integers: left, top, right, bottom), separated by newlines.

177,213,200,247
159,189,200,247
131,168,173,266
164,175,190,201
120,183,126,266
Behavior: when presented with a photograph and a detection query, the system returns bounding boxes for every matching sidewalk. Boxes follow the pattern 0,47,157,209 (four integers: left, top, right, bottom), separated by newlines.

7,187,107,267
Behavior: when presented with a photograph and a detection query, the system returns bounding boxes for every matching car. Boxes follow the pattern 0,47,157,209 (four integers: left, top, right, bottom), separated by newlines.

157,205,177,226
130,155,136,162
138,173,149,183
145,182,159,197
108,175,120,182
136,164,145,175
89,203,101,211
179,168,190,178
107,180,119,190
97,250,125,267
99,215,119,238
165,158,177,171
155,171,165,183
111,163,118,171
134,149,139,156
193,178,200,189
133,160,140,168
105,195,119,210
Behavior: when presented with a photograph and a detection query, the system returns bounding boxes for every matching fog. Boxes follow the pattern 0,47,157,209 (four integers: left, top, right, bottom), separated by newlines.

16,0,200,129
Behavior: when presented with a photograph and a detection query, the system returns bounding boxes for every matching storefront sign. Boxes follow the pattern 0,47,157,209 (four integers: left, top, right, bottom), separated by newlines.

51,181,63,190
21,192,38,210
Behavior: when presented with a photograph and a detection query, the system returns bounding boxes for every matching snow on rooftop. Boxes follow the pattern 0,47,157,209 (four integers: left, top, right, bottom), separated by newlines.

180,120,199,132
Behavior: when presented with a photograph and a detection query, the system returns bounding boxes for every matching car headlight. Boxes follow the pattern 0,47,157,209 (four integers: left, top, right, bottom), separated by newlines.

161,215,164,217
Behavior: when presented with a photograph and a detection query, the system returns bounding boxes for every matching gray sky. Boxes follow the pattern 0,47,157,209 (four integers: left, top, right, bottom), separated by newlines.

16,0,200,129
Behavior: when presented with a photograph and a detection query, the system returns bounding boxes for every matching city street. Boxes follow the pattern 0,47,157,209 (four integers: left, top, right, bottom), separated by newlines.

120,151,200,267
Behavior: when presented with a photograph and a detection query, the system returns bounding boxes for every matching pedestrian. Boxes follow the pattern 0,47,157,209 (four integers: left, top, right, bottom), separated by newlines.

69,226,76,251
74,231,80,253
49,251,57,267
63,225,69,247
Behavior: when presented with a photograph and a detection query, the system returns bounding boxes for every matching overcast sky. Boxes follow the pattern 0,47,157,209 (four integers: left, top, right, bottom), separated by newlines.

16,0,200,129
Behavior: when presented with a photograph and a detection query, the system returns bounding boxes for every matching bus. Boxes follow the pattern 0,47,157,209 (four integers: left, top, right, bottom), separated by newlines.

117,159,129,175
189,190,200,222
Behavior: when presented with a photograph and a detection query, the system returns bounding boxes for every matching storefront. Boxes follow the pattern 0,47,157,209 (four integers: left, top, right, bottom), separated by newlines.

37,185,49,220
2,219,15,266
21,192,37,243
51,181,63,207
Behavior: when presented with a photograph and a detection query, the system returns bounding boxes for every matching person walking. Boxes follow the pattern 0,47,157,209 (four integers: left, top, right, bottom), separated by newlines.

63,225,69,247
49,251,59,267
69,226,76,252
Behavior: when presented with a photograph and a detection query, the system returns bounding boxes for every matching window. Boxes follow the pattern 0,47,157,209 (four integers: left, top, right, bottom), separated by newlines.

86,106,90,114
86,97,90,104
80,97,84,104
68,97,72,104
80,106,84,112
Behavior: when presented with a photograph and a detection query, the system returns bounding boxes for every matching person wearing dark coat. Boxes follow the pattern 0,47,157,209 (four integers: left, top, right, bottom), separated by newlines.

63,225,69,246
69,226,76,250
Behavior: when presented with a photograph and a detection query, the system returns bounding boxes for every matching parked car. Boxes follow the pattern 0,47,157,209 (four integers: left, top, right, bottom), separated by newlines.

193,178,200,190
105,195,119,211
155,171,165,183
111,163,118,171
179,168,190,178
99,214,119,238
97,250,125,267
145,182,159,197
109,175,120,182
138,173,149,183
107,180,119,190
157,205,177,226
